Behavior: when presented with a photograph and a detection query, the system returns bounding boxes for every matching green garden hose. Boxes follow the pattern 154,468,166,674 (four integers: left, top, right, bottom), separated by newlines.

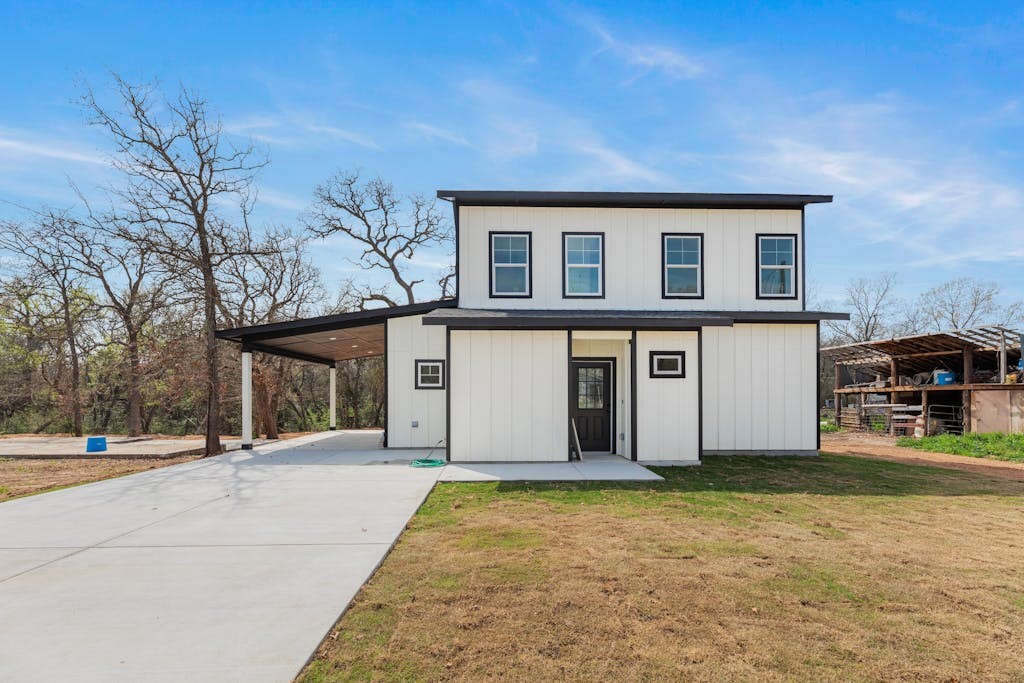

409,439,446,468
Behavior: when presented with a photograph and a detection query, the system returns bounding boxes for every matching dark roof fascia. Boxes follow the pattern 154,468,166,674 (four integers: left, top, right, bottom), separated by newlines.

215,299,457,342
422,309,733,330
422,309,848,329
436,190,833,210
726,310,849,322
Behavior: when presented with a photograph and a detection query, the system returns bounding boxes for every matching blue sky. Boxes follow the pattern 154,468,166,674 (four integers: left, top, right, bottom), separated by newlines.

2,1,1022,306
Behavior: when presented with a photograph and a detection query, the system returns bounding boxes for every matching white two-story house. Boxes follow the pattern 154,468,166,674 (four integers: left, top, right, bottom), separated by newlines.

218,191,848,463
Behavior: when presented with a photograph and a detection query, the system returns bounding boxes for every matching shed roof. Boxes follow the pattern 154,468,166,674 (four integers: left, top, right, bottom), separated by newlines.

822,326,1023,374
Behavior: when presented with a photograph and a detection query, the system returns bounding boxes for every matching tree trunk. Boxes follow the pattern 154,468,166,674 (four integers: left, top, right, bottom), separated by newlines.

126,328,142,436
200,259,222,455
63,301,84,437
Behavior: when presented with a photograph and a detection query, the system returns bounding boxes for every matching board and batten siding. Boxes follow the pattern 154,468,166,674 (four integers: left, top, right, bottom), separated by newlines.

386,315,446,448
635,331,701,462
449,329,568,462
458,206,802,311
702,323,817,453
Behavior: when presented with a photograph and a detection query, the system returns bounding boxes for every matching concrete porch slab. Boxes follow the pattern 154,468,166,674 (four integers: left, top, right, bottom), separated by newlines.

438,458,663,482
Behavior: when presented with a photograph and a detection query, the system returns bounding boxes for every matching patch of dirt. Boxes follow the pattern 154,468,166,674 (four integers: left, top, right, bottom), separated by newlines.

0,455,201,502
822,431,1024,482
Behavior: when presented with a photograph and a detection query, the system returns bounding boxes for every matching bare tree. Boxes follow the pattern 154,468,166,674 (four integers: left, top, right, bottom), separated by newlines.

217,228,323,439
80,75,267,455
824,272,902,343
0,213,94,435
914,277,1005,331
306,171,452,307
57,205,174,436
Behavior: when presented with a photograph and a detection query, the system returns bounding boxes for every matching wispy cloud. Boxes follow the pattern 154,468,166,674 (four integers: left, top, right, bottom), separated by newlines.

257,187,308,211
566,140,674,187
305,123,381,150
404,122,469,146
572,12,704,81
0,133,106,166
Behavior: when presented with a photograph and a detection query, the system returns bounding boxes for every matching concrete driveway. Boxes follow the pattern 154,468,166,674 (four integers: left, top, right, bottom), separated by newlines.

0,431,441,683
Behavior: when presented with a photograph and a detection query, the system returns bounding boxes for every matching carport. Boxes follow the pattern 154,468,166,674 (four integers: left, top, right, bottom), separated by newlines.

215,300,456,449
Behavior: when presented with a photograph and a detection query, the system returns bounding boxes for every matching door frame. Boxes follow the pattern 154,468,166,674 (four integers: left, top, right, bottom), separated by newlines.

570,357,616,453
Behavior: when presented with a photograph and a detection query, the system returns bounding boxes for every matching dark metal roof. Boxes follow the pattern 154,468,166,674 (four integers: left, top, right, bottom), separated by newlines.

215,299,457,364
216,299,456,342
422,308,848,330
436,190,833,209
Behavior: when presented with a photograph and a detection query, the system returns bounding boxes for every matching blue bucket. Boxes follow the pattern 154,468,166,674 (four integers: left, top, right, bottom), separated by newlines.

86,436,107,453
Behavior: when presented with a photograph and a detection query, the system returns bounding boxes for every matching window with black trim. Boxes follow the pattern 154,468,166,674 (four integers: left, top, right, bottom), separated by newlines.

414,359,445,389
649,351,685,378
490,232,531,297
563,233,604,297
662,234,703,298
757,234,797,298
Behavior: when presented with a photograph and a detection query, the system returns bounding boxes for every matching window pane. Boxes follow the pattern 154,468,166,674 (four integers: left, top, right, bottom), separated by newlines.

494,265,527,293
508,235,527,251
567,266,599,294
760,268,792,295
666,267,699,294
656,357,679,372
776,239,794,266
577,367,604,409
493,236,510,250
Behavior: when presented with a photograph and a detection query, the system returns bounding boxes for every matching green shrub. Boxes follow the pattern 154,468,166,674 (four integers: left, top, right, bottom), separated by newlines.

819,422,840,433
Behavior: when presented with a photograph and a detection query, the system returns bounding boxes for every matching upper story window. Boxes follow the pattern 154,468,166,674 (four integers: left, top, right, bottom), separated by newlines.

489,232,531,297
662,234,703,298
757,234,798,299
563,233,604,298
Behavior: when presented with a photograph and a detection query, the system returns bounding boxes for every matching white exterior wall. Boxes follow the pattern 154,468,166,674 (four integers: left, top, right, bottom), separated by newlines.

449,329,568,462
386,315,446,448
571,334,631,458
458,206,802,311
635,331,701,462
702,323,817,453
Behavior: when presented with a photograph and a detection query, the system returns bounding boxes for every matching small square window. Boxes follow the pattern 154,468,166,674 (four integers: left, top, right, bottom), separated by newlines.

415,360,445,389
649,351,685,378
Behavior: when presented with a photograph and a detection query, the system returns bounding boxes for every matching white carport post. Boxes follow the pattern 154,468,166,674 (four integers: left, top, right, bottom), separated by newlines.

241,347,253,450
329,363,338,430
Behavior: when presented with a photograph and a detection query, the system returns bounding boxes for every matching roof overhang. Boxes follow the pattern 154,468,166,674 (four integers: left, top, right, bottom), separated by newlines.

215,299,457,365
422,308,848,330
437,190,833,210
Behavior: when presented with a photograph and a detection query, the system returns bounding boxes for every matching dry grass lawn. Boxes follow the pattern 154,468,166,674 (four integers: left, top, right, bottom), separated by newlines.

0,455,201,501
301,454,1024,682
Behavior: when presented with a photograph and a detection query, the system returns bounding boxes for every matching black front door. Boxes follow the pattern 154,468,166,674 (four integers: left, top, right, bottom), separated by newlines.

572,360,613,452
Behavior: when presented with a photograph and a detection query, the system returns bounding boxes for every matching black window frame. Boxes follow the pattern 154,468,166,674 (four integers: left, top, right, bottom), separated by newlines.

649,351,685,378
661,232,704,299
414,359,446,390
755,233,799,300
488,231,533,298
561,231,606,299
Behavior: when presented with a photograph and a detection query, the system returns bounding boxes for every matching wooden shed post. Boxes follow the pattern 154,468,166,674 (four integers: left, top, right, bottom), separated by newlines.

962,347,973,433
999,331,1008,383
921,390,929,437
834,362,841,427
889,358,898,435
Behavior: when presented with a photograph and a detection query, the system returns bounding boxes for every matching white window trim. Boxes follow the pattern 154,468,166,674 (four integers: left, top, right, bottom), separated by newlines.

563,233,604,298
414,359,445,390
650,351,685,378
757,234,797,299
662,234,703,298
490,232,531,297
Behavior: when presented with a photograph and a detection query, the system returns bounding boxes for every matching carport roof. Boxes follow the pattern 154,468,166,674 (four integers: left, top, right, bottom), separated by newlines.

215,299,456,365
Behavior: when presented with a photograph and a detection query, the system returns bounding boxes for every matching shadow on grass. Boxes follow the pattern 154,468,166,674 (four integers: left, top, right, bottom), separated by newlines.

489,453,1024,498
